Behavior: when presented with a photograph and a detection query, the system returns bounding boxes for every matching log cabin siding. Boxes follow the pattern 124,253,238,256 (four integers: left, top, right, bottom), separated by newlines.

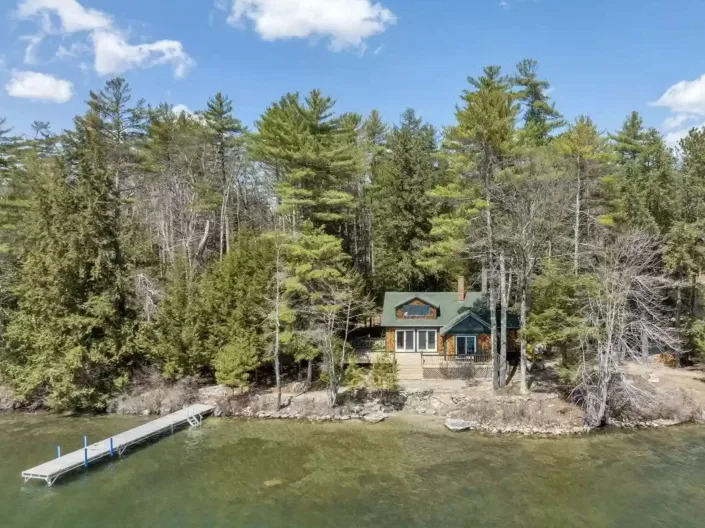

478,334,491,355
385,328,395,352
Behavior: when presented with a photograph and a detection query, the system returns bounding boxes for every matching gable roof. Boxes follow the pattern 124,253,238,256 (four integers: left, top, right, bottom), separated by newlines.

393,295,440,309
381,291,521,332
440,308,490,335
381,291,485,329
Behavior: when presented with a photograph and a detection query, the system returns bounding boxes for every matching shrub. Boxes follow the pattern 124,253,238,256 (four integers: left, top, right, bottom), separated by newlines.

656,353,678,368
214,330,262,388
371,349,398,389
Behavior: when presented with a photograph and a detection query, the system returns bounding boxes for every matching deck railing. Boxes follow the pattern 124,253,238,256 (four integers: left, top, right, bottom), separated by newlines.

421,353,492,365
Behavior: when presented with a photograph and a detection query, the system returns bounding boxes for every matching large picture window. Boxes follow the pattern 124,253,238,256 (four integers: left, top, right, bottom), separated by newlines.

455,335,477,356
395,330,415,351
401,304,432,318
417,330,437,352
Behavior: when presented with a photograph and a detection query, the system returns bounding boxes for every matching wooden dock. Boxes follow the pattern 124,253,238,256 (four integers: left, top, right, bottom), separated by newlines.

21,404,214,486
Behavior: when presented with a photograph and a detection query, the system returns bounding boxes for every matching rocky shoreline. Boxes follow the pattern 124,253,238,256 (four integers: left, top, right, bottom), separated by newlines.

3,380,702,437
107,382,704,436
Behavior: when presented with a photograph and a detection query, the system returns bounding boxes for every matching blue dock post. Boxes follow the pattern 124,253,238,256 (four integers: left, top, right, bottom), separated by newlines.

109,437,114,456
56,445,61,458
83,436,88,468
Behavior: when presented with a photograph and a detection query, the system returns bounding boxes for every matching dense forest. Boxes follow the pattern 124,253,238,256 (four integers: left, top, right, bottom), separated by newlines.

1,60,704,426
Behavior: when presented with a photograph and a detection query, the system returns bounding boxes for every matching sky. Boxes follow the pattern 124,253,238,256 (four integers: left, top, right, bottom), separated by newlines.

1,0,705,146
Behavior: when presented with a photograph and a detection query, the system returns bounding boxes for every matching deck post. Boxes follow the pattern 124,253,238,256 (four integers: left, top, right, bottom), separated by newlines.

83,436,88,468
109,437,114,456
56,445,60,458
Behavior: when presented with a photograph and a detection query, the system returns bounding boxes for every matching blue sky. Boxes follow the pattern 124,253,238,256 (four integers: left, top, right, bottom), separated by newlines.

1,0,704,145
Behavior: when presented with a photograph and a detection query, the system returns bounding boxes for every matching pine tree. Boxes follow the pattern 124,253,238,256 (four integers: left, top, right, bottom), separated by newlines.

555,116,608,271
612,111,646,163
251,90,361,235
204,92,244,255
514,59,564,144
370,108,446,296
284,222,370,406
442,65,518,390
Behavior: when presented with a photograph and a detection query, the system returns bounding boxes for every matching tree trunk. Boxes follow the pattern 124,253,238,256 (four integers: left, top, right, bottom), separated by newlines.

273,255,282,410
519,281,529,394
573,164,581,273
307,359,313,385
489,267,499,390
499,252,508,388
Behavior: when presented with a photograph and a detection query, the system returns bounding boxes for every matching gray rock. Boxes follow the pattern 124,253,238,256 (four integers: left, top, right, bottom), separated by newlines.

198,384,234,402
362,411,388,423
444,418,478,432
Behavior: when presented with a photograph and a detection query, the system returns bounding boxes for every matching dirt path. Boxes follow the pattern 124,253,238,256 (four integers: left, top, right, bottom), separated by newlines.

626,359,705,403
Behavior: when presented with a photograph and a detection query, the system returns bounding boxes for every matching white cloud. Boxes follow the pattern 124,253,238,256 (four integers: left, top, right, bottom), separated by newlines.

653,73,705,116
17,0,111,34
22,33,44,64
5,70,73,102
223,0,396,51
16,0,193,78
172,103,192,116
663,113,695,131
55,41,90,60
92,31,194,78
663,121,705,148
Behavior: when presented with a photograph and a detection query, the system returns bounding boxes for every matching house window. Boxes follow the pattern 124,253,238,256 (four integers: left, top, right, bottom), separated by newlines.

402,304,432,318
395,330,415,351
455,335,477,356
417,330,437,352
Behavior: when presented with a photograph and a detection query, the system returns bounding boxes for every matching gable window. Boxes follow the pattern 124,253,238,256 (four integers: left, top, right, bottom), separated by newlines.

417,330,437,352
402,304,432,318
455,335,477,356
395,330,415,351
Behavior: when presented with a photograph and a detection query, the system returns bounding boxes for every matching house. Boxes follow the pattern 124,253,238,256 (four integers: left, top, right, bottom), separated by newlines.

380,278,519,379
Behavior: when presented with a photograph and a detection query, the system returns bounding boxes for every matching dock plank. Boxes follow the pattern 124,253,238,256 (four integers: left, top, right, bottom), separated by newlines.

21,404,214,486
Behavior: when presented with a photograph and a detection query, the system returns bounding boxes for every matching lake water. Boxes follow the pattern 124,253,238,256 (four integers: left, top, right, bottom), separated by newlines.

2,413,705,527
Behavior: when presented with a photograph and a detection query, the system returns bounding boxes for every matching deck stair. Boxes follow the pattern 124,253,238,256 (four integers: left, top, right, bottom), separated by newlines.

395,352,423,380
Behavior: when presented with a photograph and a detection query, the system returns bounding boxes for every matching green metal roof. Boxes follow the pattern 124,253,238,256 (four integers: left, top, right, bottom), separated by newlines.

381,291,486,329
381,291,520,333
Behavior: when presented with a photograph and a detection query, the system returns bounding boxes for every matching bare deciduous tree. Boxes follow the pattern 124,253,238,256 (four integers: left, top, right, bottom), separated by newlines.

575,232,681,427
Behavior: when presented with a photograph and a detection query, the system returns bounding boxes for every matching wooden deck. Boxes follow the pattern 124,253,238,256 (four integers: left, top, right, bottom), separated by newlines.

21,404,214,486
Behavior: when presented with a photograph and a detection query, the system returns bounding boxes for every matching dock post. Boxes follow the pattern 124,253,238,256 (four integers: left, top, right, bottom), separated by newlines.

83,436,88,468
109,437,114,456
56,446,61,458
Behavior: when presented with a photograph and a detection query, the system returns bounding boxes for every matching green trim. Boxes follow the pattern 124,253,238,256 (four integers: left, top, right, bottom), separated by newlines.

394,296,441,309
440,310,490,335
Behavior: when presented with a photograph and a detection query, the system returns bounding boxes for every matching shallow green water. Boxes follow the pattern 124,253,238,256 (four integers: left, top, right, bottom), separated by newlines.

2,414,705,527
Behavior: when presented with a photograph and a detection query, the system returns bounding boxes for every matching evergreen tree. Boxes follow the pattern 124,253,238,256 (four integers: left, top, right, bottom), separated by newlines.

149,231,276,383
204,92,244,255
251,90,361,235
371,109,446,296
441,65,518,389
612,111,646,163
284,222,370,405
2,110,137,411
514,59,564,144
555,116,608,270
148,257,207,379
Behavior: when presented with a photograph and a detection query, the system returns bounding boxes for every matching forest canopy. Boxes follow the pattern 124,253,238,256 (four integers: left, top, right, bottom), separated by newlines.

1,60,703,425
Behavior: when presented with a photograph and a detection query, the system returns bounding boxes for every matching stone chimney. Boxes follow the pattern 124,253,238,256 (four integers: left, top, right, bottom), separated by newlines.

457,276,465,301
